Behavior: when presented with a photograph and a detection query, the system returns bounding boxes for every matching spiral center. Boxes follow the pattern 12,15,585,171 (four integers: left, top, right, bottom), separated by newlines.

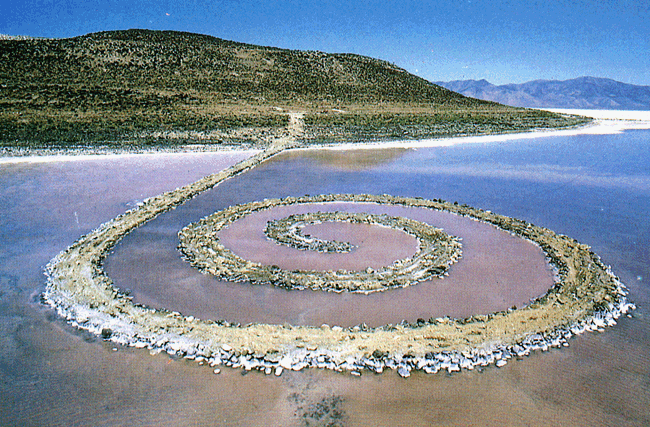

178,196,463,293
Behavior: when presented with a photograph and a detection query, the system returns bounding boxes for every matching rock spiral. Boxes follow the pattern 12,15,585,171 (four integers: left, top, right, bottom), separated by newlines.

178,197,463,293
42,140,636,377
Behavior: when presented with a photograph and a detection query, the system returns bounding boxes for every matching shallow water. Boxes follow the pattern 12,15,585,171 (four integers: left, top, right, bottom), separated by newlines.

106,200,554,327
1,130,650,426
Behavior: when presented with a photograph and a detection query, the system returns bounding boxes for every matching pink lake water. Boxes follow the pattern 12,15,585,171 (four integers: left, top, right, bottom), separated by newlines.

107,201,554,327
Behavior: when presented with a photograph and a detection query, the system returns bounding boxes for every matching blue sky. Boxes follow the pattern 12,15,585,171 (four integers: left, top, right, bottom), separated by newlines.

1,0,648,85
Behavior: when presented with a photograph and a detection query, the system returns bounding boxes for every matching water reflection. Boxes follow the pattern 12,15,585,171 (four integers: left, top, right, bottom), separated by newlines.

282,147,409,170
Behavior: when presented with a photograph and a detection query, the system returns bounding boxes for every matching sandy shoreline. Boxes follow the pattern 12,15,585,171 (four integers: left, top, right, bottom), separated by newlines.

1,109,648,164
308,109,650,151
0,147,262,165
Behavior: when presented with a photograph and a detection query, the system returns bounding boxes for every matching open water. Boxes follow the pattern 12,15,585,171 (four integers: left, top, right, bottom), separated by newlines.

1,129,650,426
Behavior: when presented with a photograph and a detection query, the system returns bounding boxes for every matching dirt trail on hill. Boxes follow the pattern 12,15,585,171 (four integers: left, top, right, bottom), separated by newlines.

288,112,305,137
267,111,304,149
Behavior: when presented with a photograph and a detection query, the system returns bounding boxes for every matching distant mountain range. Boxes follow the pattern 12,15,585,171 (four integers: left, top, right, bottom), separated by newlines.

435,77,650,110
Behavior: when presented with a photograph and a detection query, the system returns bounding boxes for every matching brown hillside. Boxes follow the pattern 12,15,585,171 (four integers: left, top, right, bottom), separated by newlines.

0,29,587,149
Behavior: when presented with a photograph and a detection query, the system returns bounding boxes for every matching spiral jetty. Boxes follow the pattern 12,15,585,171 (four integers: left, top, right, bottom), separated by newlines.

179,202,462,293
43,137,635,378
